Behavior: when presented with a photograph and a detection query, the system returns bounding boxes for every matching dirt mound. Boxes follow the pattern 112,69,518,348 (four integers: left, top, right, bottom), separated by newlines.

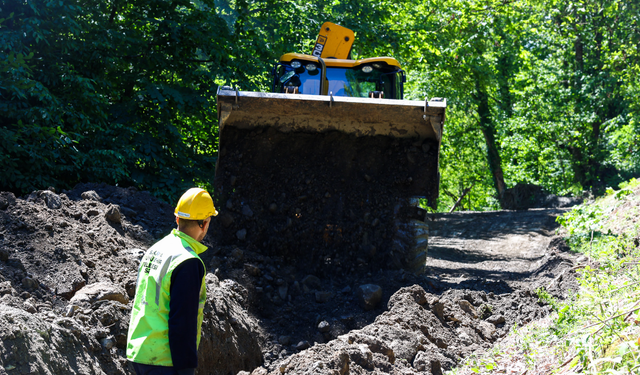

0,183,578,375
0,185,261,375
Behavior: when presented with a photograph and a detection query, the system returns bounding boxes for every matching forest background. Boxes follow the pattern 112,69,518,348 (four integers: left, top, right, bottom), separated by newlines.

1,0,639,210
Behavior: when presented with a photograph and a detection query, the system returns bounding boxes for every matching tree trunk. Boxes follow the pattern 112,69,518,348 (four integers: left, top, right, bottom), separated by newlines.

474,76,507,204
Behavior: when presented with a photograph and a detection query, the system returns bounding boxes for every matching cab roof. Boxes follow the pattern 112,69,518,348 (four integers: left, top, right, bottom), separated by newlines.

279,53,402,70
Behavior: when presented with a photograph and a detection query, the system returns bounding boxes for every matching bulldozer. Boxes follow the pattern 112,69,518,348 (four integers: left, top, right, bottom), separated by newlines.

214,22,446,274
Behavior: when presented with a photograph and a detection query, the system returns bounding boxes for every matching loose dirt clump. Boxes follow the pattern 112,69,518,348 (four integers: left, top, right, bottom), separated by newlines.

0,182,579,375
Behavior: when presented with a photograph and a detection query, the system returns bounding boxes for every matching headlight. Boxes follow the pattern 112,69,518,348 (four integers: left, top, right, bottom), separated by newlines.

372,63,383,69
306,64,317,72
291,61,302,68
362,66,373,73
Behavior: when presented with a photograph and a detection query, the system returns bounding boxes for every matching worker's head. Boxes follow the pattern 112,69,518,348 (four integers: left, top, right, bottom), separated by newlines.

174,188,218,242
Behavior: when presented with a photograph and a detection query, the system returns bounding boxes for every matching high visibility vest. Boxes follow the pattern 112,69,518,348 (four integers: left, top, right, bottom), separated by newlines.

126,229,207,366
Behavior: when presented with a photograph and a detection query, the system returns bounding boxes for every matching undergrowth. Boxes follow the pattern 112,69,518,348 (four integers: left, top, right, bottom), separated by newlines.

449,178,640,374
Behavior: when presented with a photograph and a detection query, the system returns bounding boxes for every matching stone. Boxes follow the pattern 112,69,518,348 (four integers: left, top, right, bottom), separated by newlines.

244,263,261,277
301,275,322,290
356,284,382,311
295,341,310,351
278,335,292,346
317,320,330,333
236,229,247,241
70,282,129,305
230,247,244,262
315,291,332,303
0,281,15,296
40,191,62,209
0,192,16,210
486,314,505,325
217,212,234,228
0,248,9,262
64,305,79,317
250,367,268,375
458,300,478,318
242,205,254,217
81,190,102,201
278,285,288,300
105,204,122,223
23,301,37,313
21,277,39,291
100,337,115,350
476,320,496,340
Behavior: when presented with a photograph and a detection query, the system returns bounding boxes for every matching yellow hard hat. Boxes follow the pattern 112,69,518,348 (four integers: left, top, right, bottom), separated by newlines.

174,188,218,220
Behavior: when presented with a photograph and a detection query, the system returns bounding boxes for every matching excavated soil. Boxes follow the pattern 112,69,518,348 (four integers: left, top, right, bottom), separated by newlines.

214,127,439,273
0,183,579,375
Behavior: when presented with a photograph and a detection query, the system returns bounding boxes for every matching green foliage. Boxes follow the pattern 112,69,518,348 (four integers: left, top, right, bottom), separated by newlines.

1,0,639,206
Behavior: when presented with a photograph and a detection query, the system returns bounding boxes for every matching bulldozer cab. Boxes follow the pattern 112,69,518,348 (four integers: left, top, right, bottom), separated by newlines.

272,54,406,99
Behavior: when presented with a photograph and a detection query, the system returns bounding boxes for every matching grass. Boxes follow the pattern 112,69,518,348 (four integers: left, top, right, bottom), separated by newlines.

449,178,640,375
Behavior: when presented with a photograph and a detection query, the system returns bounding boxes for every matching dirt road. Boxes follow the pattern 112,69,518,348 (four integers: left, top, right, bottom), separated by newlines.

428,208,570,281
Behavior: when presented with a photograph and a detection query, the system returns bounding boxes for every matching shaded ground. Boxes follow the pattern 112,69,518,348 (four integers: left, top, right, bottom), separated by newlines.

0,184,578,375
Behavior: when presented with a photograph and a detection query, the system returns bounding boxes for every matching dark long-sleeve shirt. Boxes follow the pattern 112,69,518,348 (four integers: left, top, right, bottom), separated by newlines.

168,258,205,370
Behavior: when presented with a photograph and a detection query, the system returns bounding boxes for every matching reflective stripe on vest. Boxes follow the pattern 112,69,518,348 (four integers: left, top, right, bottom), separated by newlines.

126,229,207,366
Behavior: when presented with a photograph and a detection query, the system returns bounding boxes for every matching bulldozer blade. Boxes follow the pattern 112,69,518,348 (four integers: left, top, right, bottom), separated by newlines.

213,88,446,273
217,88,446,143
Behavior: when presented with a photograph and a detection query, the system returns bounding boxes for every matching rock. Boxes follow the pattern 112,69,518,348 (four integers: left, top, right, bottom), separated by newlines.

317,320,330,333
105,204,122,223
125,279,137,298
0,281,15,296
242,205,254,217
476,320,496,340
387,284,428,310
40,191,62,209
413,351,445,374
120,206,137,217
70,282,129,305
0,192,16,210
21,277,39,291
230,247,244,262
315,291,332,303
278,335,292,346
457,300,478,318
457,329,474,345
23,301,37,313
64,305,79,317
244,264,261,277
58,278,87,300
301,275,322,290
486,314,506,325
0,248,9,262
278,285,288,300
81,190,102,201
356,284,382,311
236,228,247,241
217,212,234,228
100,337,115,350
295,341,311,351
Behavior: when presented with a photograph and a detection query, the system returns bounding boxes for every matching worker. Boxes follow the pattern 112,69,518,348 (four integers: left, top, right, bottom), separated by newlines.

126,187,218,375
